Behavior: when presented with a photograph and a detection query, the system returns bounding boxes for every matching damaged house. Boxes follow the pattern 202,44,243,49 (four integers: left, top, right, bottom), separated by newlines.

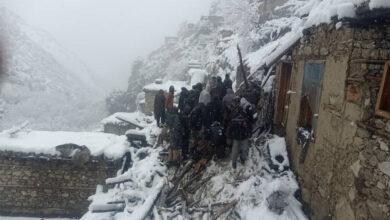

272,4,390,220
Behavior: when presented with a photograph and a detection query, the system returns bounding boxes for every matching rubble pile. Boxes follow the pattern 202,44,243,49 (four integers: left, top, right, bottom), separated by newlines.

153,134,307,220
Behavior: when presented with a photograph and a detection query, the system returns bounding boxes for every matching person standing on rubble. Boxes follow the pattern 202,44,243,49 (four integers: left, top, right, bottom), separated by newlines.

178,87,189,113
154,89,166,127
208,94,222,123
189,88,211,159
180,104,191,160
166,86,175,110
227,109,252,169
222,89,234,126
166,107,182,165
216,76,225,99
223,74,233,91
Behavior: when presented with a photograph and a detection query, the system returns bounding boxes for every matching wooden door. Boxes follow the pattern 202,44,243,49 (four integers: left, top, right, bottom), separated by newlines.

275,63,292,127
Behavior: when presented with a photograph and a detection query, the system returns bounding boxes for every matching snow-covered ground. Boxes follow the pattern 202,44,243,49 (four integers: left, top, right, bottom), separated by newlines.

81,146,166,220
156,135,307,220
81,115,166,220
0,130,129,159
82,109,307,220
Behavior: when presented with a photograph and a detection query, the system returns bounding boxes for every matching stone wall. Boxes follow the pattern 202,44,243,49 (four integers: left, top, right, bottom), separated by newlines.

280,21,390,220
0,151,121,218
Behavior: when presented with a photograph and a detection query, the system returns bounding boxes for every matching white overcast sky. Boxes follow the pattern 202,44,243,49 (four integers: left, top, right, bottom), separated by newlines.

1,0,214,91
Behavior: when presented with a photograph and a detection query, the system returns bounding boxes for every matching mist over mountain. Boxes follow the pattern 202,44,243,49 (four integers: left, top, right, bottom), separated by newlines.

0,8,107,131
126,0,296,110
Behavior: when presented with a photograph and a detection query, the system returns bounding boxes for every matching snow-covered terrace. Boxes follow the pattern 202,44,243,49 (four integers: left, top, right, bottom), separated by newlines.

0,130,129,159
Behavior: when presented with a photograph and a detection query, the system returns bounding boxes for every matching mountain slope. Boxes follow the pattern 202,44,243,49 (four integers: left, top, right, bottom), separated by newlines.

126,0,296,109
0,8,106,131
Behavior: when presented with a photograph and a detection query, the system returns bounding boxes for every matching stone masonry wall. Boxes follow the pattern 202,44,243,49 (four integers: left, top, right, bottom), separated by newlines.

0,151,121,218
283,21,390,220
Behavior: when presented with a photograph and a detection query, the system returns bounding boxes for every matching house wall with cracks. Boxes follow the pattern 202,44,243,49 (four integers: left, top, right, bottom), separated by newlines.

274,21,390,220
0,151,121,218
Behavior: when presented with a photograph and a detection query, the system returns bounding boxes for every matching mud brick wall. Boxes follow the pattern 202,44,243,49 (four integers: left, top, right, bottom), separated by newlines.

282,21,390,220
0,151,121,218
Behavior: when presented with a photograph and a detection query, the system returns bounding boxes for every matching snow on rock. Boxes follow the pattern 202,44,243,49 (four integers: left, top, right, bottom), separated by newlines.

81,146,166,220
0,130,129,159
245,0,390,74
170,136,306,219
268,137,290,172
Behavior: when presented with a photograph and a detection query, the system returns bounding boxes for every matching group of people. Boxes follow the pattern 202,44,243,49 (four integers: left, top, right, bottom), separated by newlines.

154,74,255,169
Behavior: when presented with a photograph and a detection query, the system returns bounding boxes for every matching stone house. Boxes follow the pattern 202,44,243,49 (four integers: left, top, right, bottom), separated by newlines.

272,5,390,220
0,151,120,218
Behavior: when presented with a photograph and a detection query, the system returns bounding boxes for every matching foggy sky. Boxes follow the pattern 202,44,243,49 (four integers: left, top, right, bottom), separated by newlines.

1,0,214,92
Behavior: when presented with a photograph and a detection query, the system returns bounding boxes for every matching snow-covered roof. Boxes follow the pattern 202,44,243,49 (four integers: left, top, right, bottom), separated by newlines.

245,0,390,76
101,112,148,127
0,131,129,159
142,80,190,93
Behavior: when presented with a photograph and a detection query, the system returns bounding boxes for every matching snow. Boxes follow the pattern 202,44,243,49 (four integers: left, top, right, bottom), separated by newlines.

125,129,145,137
101,111,149,127
245,0,390,75
0,8,107,132
81,147,166,220
188,68,208,86
204,136,305,219
143,80,190,93
0,130,129,159
268,137,290,172
163,135,306,220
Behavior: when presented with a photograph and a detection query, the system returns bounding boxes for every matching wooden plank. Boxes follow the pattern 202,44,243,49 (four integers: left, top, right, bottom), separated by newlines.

212,200,238,220
375,61,390,119
275,63,292,126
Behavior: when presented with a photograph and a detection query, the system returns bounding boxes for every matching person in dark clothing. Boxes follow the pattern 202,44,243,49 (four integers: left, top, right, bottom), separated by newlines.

222,89,234,129
226,112,251,169
216,76,225,99
154,89,166,127
240,97,255,125
223,74,233,91
210,121,226,158
178,87,189,113
179,104,192,160
189,102,210,159
208,95,223,123
222,89,234,111
243,84,260,107
166,107,182,164
189,83,202,108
